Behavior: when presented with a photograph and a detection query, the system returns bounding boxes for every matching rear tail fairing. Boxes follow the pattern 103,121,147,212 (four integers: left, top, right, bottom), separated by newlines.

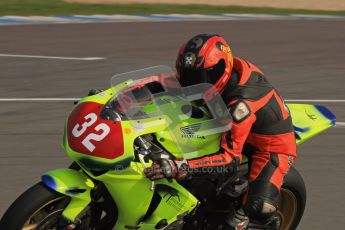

287,104,336,144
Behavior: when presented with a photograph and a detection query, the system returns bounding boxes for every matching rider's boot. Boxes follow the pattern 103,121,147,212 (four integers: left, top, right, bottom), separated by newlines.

226,208,280,230
246,215,281,230
227,208,249,229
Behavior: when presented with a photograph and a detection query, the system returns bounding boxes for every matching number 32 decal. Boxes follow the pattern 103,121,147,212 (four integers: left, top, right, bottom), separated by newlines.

72,113,110,152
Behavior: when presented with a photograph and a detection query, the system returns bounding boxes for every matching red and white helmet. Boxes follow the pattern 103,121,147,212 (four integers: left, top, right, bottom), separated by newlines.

176,34,234,93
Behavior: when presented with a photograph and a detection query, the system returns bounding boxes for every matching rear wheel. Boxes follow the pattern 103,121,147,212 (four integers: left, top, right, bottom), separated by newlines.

277,167,306,230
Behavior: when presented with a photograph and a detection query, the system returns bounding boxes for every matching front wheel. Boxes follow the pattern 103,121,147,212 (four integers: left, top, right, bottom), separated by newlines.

0,182,117,230
277,166,306,230
0,182,69,230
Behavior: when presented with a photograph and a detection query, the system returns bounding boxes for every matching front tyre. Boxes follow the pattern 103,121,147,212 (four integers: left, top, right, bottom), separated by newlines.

278,166,306,230
0,182,69,230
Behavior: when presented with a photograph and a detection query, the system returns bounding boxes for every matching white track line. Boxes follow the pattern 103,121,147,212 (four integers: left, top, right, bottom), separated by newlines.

285,99,345,103
335,122,345,127
0,98,79,101
0,54,105,61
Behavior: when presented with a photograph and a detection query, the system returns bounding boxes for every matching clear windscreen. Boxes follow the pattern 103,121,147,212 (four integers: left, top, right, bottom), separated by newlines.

108,65,232,156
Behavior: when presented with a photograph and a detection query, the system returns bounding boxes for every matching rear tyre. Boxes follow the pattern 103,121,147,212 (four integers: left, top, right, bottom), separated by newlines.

278,166,306,230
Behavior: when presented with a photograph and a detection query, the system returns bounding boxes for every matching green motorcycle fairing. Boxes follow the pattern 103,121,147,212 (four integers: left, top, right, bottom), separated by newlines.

44,84,202,228
42,168,95,221
42,72,336,229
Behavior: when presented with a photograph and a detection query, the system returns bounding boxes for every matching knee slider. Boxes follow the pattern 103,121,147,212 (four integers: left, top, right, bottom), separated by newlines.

245,180,280,221
244,198,277,221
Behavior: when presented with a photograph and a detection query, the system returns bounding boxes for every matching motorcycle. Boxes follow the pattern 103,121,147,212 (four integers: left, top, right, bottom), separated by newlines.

0,66,336,230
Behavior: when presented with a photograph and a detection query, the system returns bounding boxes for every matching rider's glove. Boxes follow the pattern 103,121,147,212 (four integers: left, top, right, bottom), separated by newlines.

144,158,189,181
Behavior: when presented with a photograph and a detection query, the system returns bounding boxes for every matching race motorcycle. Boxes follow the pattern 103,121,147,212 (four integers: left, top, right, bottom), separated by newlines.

0,66,336,230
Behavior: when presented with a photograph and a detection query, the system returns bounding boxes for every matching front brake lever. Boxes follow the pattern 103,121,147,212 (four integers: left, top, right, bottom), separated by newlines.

138,151,156,191
138,152,148,168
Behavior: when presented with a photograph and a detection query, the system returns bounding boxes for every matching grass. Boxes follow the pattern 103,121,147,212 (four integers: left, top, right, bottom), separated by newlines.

0,0,344,16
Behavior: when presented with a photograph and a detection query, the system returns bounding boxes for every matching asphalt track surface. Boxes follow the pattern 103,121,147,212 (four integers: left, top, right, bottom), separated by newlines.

0,20,344,229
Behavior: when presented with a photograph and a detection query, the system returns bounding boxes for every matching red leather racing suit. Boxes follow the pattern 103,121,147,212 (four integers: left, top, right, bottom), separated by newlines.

187,57,297,220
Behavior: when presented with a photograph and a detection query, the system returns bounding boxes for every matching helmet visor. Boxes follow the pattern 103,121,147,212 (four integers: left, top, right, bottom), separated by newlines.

178,59,225,87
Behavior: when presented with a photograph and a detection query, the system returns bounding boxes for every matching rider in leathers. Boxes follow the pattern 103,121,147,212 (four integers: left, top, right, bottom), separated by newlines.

144,34,297,229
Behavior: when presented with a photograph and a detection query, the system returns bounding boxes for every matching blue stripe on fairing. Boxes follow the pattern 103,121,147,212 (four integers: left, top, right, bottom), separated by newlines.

315,105,337,125
42,175,57,190
293,126,310,133
293,125,309,140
